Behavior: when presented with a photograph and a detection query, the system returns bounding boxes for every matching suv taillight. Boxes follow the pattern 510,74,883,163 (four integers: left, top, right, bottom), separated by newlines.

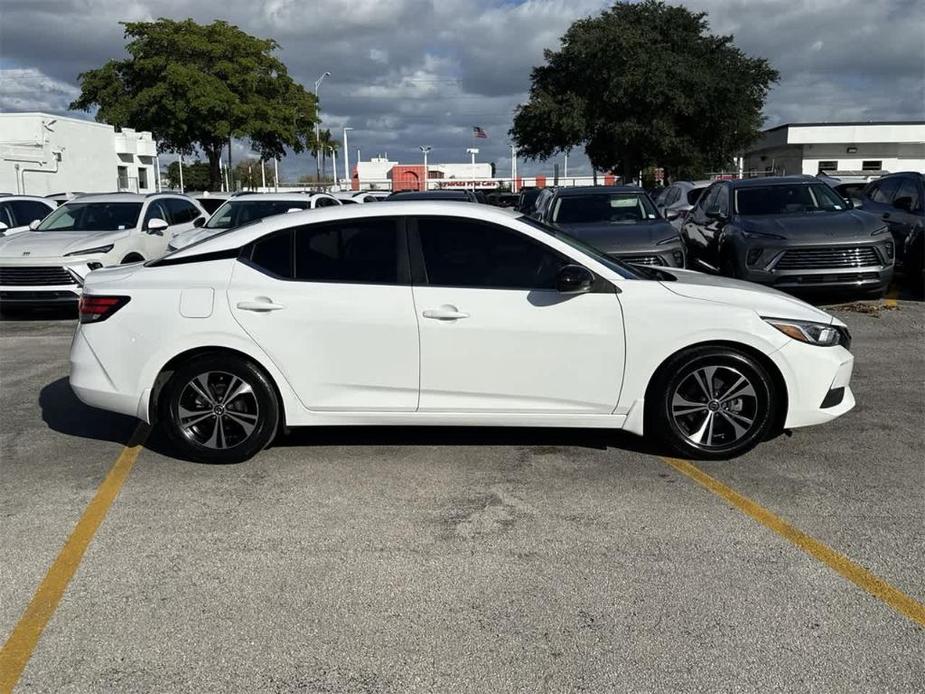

78,295,130,324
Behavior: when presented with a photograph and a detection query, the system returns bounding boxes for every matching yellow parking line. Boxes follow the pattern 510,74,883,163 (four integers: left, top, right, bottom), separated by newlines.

884,283,900,309
660,457,925,627
0,424,149,693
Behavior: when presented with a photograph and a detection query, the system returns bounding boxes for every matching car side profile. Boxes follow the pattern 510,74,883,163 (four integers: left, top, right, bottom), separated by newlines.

0,192,205,309
70,202,854,464
858,172,924,284
0,195,57,237
681,177,894,294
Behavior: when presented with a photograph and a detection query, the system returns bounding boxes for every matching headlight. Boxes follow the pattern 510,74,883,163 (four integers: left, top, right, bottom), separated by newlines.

656,235,681,246
763,317,849,347
870,226,889,236
742,230,785,240
64,244,113,256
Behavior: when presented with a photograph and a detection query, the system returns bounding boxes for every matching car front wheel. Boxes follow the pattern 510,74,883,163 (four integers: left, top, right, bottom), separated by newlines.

159,354,280,463
648,346,777,460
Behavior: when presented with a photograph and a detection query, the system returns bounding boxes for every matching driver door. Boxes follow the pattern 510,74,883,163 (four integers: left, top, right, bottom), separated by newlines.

410,216,625,414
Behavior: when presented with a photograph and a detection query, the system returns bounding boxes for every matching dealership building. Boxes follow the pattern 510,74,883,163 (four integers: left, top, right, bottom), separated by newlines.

743,121,925,178
0,112,160,196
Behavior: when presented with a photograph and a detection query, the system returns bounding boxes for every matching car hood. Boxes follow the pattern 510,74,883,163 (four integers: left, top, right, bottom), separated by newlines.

0,230,127,259
555,220,680,252
659,267,837,325
736,209,881,242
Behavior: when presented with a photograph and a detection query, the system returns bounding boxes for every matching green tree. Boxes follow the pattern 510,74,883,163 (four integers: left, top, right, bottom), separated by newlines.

165,160,211,191
510,1,778,179
70,18,317,189
312,129,339,181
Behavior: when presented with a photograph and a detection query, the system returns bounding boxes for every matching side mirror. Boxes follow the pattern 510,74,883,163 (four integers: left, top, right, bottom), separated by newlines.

193,216,206,228
557,264,594,294
146,218,169,234
29,219,41,230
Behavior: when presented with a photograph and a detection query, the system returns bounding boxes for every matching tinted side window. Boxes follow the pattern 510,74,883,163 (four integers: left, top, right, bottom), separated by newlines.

9,201,52,226
249,230,293,278
0,203,13,228
700,185,721,213
417,217,568,290
870,177,901,204
143,200,170,227
166,198,201,224
716,186,730,215
893,177,921,212
294,219,399,284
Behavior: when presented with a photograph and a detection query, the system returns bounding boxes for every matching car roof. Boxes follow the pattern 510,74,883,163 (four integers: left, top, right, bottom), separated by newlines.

0,195,55,203
227,192,333,201
64,192,193,204
169,201,523,258
727,176,817,188
554,186,646,196
389,190,472,198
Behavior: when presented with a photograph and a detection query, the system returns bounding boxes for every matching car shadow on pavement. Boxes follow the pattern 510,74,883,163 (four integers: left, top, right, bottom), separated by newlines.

39,377,138,446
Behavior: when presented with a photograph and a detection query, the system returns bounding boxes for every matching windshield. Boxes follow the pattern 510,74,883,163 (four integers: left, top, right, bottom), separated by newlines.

206,200,310,229
519,216,644,280
37,202,142,231
552,193,657,224
735,183,847,216
197,197,227,214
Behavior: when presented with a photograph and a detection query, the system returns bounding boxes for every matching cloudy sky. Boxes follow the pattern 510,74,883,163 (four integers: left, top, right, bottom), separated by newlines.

1,0,923,179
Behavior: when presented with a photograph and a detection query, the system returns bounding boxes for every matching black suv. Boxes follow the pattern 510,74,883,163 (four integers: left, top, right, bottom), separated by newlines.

681,176,894,295
859,172,924,285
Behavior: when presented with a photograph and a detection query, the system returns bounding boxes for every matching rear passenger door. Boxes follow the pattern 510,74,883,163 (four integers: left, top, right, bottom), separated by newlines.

409,216,624,414
228,217,420,412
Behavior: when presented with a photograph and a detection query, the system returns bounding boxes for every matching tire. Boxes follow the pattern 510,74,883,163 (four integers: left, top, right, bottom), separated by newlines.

158,354,280,464
647,346,777,460
719,248,742,279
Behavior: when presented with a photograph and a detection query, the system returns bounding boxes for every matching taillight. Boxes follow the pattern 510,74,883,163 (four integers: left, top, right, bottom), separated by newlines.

78,295,130,324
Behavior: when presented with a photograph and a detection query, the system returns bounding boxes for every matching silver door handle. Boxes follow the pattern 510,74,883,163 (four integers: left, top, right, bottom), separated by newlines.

423,306,469,320
236,299,285,312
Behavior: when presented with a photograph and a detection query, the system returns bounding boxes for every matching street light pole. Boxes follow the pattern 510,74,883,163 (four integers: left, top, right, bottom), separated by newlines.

343,127,353,190
313,71,331,184
331,146,338,189
419,146,431,191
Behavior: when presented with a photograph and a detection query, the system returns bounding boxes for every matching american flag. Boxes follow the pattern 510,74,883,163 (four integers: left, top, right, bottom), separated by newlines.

473,126,488,139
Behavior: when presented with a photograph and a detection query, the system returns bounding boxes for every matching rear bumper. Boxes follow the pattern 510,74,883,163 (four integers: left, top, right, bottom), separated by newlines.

69,329,145,420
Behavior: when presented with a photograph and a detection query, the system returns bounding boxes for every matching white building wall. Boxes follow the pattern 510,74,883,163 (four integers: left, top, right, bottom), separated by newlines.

799,142,925,175
0,113,158,196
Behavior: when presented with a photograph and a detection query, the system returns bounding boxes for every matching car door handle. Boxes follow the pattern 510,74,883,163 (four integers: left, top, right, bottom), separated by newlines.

236,299,285,312
422,305,469,320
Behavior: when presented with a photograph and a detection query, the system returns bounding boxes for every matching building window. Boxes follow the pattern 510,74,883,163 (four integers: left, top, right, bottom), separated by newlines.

117,166,129,190
862,160,883,172
138,168,149,190
817,161,838,173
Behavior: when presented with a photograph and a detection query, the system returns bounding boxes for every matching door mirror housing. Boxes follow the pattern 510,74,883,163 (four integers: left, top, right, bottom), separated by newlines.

0,221,8,232
193,216,206,228
29,219,41,230
146,218,168,233
556,264,594,294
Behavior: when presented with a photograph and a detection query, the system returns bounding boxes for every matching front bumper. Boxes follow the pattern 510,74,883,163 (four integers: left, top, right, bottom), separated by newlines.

769,340,855,429
0,261,99,306
735,242,894,291
609,245,686,268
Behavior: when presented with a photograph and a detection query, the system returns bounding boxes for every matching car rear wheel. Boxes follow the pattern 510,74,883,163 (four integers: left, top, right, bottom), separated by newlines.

159,354,279,464
648,346,776,460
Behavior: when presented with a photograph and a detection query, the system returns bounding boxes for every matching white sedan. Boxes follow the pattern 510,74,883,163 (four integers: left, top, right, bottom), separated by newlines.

69,202,855,463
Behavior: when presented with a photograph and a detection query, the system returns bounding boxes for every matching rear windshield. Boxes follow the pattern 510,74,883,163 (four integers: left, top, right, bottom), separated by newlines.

37,202,142,231
206,200,310,229
552,193,657,224
735,183,846,215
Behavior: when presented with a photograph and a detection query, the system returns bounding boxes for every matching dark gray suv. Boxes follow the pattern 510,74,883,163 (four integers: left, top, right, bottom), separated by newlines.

681,177,894,295
859,172,923,286
535,186,685,267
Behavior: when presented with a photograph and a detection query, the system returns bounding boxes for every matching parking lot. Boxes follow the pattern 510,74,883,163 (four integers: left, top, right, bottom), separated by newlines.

1,291,923,692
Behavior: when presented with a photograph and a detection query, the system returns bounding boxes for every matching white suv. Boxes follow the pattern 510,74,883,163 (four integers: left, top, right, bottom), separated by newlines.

0,192,205,309
0,195,57,237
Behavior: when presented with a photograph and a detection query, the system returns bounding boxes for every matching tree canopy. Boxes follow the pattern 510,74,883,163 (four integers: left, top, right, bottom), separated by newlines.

510,1,779,179
70,19,317,189
165,160,211,191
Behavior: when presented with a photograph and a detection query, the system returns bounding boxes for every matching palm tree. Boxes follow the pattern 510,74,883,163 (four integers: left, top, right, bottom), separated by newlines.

316,129,339,182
